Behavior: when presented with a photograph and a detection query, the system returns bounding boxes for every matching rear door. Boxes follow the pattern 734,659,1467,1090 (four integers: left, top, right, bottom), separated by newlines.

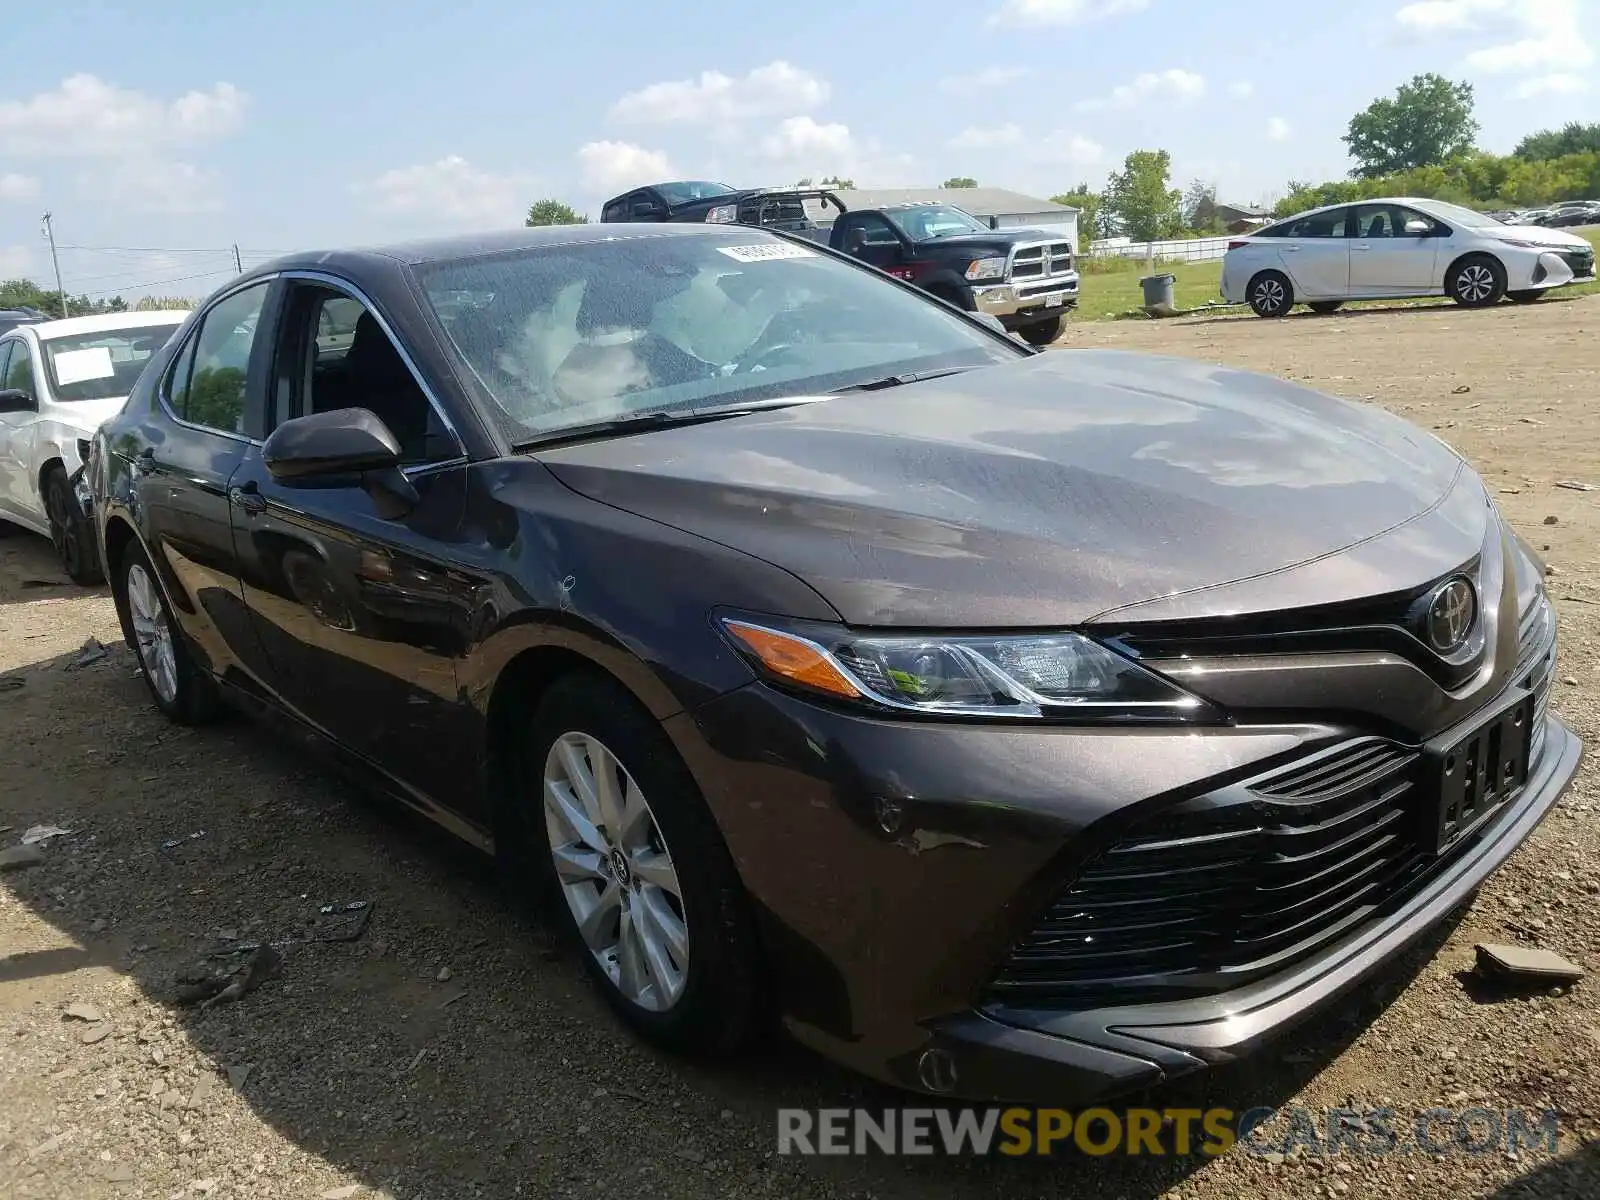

131,278,284,694
1349,203,1442,293
1271,207,1353,299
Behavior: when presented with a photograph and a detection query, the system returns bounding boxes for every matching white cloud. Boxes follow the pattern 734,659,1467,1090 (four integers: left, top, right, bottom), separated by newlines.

0,74,245,157
577,141,675,194
1227,80,1254,99
1395,0,1593,78
988,0,1149,28
762,116,854,162
93,159,223,215
1076,68,1206,111
1513,71,1591,96
1266,116,1291,141
938,67,1031,92
948,123,1024,150
610,61,828,125
0,172,38,202
1038,131,1105,165
1396,0,1509,34
361,155,536,227
0,245,31,278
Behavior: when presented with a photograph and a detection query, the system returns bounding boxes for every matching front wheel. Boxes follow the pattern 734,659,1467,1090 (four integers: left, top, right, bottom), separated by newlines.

1248,270,1294,317
119,541,221,724
515,673,760,1055
43,467,103,586
1018,315,1063,346
1448,255,1506,307
1506,289,1544,304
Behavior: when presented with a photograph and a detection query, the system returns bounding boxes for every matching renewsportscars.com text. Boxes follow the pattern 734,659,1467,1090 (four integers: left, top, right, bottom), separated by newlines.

776,1106,1563,1158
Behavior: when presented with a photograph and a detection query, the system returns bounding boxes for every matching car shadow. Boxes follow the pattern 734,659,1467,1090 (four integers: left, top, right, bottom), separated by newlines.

1481,1137,1600,1200
0,639,1509,1197
1171,292,1595,328
0,527,96,608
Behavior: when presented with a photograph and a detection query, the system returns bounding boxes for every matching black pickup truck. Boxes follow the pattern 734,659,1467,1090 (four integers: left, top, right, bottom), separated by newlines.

600,181,1079,346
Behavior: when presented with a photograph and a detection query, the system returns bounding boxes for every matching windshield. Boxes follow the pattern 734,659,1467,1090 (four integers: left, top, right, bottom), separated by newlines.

42,323,183,401
654,181,737,206
884,205,991,241
1411,199,1507,230
414,231,1023,445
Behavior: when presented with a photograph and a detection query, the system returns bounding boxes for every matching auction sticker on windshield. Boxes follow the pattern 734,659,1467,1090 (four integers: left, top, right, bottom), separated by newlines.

717,243,817,263
52,346,117,386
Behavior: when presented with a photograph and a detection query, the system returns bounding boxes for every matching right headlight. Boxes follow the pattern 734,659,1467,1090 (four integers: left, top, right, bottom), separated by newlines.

719,617,1216,723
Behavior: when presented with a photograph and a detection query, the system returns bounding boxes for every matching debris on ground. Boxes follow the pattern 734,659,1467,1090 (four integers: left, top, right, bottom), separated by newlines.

79,1022,113,1045
0,843,45,870
175,945,284,1010
0,675,23,691
1474,943,1586,988
66,637,108,669
20,823,73,845
313,899,373,942
436,966,453,982
62,1001,104,1023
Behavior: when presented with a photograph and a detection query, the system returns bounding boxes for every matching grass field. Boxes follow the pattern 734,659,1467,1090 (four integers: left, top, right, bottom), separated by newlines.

1073,228,1600,321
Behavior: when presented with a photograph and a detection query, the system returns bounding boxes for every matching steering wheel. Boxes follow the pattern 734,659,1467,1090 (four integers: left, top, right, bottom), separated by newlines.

734,342,806,375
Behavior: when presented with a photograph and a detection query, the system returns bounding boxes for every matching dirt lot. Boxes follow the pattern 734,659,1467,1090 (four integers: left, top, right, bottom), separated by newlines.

3,295,1599,1200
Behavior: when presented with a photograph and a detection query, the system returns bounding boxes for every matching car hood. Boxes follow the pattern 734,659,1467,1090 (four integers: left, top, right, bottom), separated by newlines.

536,350,1473,627
1492,224,1592,249
44,395,128,435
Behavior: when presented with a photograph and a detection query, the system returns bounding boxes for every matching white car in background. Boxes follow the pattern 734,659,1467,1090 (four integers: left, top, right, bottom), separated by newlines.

1221,197,1597,317
0,310,188,583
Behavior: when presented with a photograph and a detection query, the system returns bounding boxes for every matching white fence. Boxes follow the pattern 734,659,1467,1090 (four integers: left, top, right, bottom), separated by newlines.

1087,235,1233,264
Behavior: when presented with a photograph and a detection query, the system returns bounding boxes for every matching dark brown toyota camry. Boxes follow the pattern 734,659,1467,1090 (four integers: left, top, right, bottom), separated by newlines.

84,223,1579,1104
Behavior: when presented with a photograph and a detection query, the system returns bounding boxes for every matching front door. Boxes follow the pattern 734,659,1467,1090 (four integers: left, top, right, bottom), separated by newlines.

0,337,38,523
834,213,909,273
1349,203,1443,293
227,276,482,814
126,279,279,692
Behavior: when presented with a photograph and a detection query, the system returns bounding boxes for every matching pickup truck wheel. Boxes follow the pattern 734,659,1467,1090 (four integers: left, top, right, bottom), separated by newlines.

1018,317,1063,347
44,466,104,586
515,672,761,1056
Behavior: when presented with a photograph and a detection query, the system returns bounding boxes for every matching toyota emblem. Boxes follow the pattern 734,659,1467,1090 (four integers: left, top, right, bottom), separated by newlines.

1422,577,1477,653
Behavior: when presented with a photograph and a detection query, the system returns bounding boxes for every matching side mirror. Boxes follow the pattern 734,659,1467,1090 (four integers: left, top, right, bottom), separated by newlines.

0,387,34,413
262,407,401,481
1403,218,1432,236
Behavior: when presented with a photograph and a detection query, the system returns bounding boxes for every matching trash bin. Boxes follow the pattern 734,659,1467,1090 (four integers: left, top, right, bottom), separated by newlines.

1139,273,1177,311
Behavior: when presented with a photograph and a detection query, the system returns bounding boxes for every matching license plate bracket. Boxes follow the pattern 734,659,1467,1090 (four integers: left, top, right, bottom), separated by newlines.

1423,688,1534,856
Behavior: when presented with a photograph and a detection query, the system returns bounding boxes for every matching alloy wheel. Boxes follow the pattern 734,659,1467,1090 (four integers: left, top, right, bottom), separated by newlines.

542,731,689,1011
1455,263,1496,303
126,562,178,704
1252,276,1287,315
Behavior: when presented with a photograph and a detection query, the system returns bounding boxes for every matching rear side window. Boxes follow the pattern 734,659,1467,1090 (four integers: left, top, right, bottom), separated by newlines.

1262,209,1351,238
166,282,271,435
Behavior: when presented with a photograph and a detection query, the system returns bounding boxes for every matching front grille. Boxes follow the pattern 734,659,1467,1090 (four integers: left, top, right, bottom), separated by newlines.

987,739,1430,1007
1561,248,1595,278
1010,242,1075,281
1517,595,1556,763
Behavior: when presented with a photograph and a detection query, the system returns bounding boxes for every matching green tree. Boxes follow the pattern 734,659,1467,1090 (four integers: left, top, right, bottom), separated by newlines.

1343,73,1478,179
1103,151,1183,242
1515,121,1600,161
1182,179,1221,233
942,176,978,188
525,199,588,226
818,175,854,190
1050,185,1103,245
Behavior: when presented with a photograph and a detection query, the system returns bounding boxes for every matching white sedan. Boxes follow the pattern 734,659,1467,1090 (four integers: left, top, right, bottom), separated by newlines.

1221,197,1597,317
0,310,187,583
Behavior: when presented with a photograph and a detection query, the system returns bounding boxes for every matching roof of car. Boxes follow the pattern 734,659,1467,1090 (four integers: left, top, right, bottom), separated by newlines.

27,310,193,341
251,222,764,273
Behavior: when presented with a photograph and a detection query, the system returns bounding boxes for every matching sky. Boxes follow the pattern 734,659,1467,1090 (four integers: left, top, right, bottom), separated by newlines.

0,0,1594,300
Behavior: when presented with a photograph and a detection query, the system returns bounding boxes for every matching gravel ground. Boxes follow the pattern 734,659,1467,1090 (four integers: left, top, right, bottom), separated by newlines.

3,294,1599,1200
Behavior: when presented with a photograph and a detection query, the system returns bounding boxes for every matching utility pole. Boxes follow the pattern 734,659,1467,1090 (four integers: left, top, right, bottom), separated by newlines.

232,243,242,274
41,212,67,318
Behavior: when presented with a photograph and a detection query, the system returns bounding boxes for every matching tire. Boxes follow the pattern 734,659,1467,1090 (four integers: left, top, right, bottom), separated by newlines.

1506,289,1544,303
1448,255,1506,308
43,466,103,586
117,540,222,724
1019,316,1063,347
1248,270,1293,317
514,671,760,1056
1308,301,1344,314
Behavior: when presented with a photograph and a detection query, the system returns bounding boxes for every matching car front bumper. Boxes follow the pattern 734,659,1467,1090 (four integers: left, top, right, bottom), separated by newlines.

972,273,1080,324
671,666,1581,1106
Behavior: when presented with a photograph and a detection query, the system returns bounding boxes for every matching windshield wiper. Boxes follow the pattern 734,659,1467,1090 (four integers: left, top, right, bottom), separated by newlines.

831,366,974,393
514,396,827,451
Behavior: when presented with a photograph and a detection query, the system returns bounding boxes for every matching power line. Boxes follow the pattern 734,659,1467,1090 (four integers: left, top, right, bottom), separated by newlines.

55,243,290,256
77,267,241,299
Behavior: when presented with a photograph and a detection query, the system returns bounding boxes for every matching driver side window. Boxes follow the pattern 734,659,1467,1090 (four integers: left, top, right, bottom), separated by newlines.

4,338,36,397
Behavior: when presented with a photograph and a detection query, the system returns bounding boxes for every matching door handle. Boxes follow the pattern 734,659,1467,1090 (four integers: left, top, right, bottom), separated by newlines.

229,482,267,515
